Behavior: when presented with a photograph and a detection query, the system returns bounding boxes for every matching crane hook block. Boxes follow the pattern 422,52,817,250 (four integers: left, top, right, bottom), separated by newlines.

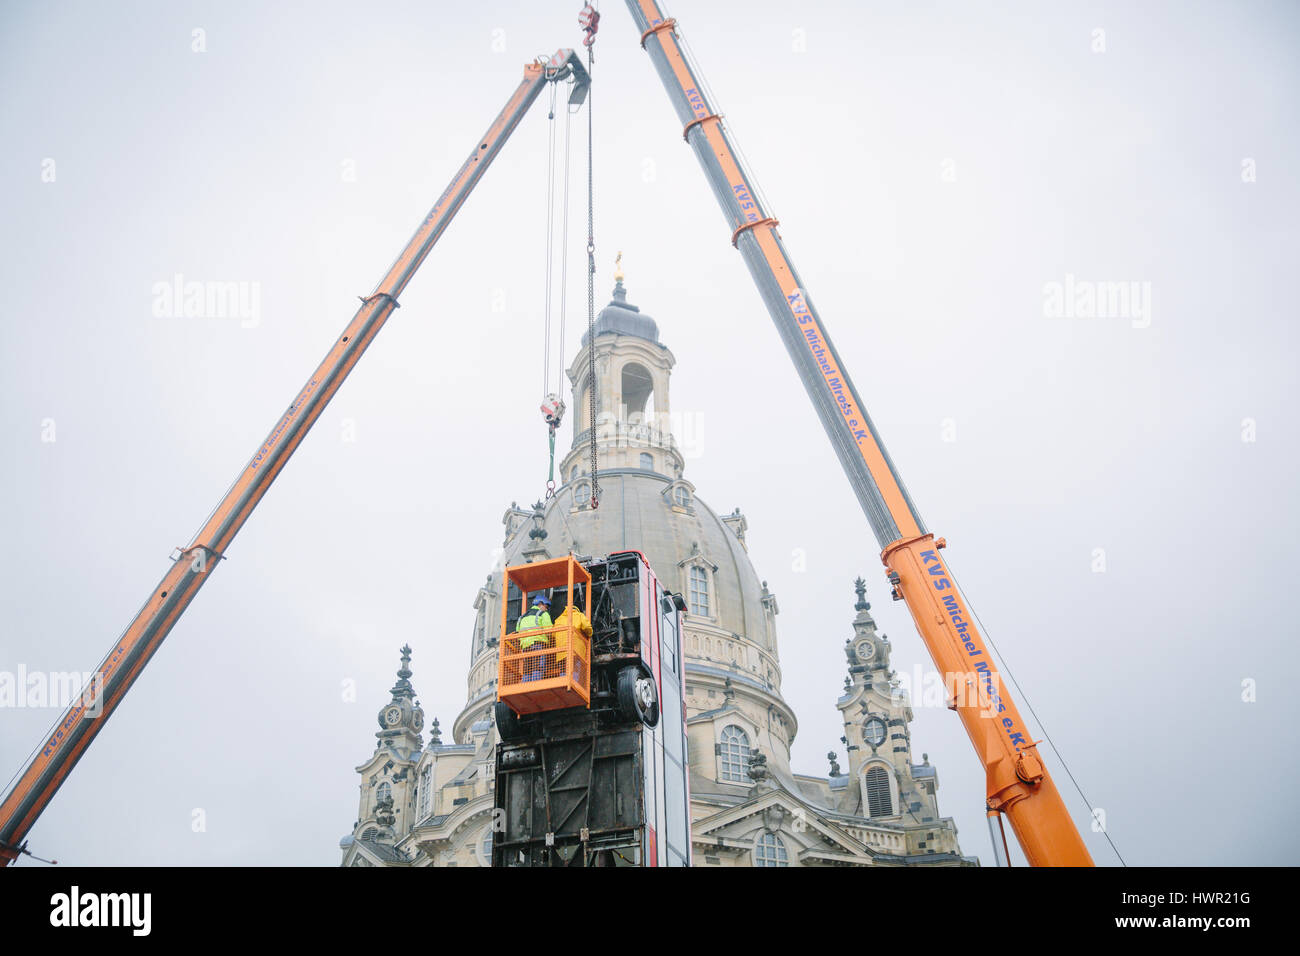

579,3,600,47
541,394,566,431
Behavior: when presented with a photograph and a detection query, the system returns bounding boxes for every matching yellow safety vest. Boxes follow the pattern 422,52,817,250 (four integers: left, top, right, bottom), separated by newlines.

553,606,592,662
516,606,552,648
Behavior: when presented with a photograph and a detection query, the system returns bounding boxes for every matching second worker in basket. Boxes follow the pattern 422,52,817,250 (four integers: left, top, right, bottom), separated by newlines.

553,598,593,686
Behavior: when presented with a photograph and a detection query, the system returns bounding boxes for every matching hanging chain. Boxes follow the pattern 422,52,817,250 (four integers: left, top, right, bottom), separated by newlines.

585,41,599,511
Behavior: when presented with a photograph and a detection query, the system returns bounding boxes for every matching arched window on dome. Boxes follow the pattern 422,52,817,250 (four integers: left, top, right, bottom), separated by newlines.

639,452,654,470
719,724,751,782
621,362,656,425
864,765,894,818
574,481,591,509
689,565,710,616
480,825,493,866
754,831,789,867
376,781,391,806
674,485,690,508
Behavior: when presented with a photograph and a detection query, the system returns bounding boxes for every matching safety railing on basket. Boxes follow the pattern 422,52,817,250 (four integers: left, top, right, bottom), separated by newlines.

499,623,589,690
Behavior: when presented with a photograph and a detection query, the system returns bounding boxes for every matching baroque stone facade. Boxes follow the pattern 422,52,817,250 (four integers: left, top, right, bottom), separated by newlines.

340,277,974,867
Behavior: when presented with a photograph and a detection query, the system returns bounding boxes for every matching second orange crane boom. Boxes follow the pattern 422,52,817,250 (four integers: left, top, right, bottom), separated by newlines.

624,0,1093,866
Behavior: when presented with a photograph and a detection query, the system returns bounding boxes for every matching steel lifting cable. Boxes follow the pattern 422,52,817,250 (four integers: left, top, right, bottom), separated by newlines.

558,93,573,400
585,40,599,510
543,83,577,502
541,79,568,499
543,79,559,399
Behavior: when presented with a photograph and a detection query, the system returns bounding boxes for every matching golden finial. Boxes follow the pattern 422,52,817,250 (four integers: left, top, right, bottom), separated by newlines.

614,251,624,283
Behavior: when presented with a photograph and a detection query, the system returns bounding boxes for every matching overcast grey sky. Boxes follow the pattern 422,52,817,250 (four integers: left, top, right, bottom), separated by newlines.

1,0,1297,866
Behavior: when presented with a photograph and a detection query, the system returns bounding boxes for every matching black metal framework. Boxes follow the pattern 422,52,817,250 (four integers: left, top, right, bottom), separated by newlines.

493,729,645,867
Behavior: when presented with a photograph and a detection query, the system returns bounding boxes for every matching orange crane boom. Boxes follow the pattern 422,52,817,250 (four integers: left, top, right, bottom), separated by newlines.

624,0,1093,866
0,48,590,867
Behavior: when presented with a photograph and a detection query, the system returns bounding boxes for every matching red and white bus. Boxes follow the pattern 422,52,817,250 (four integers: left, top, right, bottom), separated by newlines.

493,550,691,867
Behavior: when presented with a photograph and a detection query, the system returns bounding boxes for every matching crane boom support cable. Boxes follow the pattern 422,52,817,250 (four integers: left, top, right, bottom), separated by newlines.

944,551,1127,866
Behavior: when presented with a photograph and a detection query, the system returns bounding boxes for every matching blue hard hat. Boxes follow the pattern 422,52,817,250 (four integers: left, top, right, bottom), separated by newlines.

534,594,551,605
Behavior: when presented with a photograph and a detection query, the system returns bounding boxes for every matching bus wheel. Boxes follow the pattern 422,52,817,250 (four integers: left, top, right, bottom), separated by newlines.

617,666,659,727
494,701,525,743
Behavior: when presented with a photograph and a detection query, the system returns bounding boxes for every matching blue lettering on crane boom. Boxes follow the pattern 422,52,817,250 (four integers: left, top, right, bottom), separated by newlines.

684,87,707,121
919,548,1034,754
41,644,126,758
784,291,870,442
251,378,320,470
731,183,759,224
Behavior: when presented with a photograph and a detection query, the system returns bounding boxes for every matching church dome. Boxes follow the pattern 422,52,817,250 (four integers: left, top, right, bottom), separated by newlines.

582,278,659,345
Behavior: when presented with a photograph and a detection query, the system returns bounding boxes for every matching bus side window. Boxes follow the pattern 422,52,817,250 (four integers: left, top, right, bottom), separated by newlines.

661,605,677,674
659,609,685,768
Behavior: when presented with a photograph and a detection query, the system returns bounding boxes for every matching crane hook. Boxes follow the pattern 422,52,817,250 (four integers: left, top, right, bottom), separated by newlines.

542,394,565,499
579,3,601,48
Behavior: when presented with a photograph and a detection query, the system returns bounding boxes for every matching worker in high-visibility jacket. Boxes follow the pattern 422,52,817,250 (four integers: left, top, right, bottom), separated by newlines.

553,602,593,686
516,593,553,682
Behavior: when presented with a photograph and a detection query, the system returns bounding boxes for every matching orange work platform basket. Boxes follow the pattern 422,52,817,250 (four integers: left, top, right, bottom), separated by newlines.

497,555,592,716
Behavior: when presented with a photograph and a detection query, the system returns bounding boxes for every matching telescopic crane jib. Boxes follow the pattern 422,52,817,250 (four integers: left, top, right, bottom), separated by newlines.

0,48,590,867
623,0,1093,866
